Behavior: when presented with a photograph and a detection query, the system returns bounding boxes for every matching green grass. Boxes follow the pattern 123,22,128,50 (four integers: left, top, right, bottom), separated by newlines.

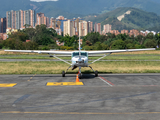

0,54,160,60
0,61,160,74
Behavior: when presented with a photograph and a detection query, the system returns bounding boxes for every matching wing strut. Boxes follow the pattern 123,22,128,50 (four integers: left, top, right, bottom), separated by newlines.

49,54,72,65
89,53,112,65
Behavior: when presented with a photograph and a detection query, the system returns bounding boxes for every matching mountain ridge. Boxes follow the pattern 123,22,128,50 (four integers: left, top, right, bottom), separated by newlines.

1,0,160,18
84,7,160,32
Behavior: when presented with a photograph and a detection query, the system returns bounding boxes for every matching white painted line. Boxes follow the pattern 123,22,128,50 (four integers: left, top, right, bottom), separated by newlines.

98,77,113,87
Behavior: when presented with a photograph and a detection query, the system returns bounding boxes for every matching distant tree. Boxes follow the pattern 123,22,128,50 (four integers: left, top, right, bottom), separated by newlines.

106,33,116,39
0,41,3,49
111,39,125,49
60,34,78,48
24,24,31,28
94,42,103,50
116,33,129,41
2,38,23,49
23,28,36,41
98,35,108,43
32,24,56,45
146,33,154,39
83,32,100,45
135,35,144,45
155,33,160,47
101,43,109,50
85,40,92,46
144,39,156,48
8,32,29,42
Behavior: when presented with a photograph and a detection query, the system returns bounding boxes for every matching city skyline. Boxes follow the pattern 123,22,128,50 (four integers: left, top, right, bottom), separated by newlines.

0,8,158,41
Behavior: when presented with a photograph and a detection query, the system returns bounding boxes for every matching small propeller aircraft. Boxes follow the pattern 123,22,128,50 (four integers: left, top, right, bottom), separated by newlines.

5,37,155,79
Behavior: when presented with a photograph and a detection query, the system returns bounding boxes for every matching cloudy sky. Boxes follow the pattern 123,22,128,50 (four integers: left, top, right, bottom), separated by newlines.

30,0,58,2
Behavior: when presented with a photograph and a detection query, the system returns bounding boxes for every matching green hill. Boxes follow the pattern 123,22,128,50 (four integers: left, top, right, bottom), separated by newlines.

85,7,160,31
1,0,160,18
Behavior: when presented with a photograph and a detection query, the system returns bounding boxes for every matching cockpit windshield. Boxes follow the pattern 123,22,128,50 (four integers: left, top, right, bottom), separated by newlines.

72,52,88,57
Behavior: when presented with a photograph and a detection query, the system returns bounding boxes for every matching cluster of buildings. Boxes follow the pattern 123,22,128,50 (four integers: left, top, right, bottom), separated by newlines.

109,29,158,37
0,9,158,42
110,29,145,36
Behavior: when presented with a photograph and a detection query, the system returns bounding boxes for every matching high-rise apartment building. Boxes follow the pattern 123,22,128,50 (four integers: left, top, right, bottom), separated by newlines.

50,18,56,29
0,19,2,33
0,18,6,33
75,18,79,33
36,13,46,26
15,10,23,29
88,21,93,33
79,21,88,36
50,18,64,35
63,20,75,36
57,21,61,29
6,10,14,29
46,17,50,27
6,9,35,29
63,19,91,37
24,9,35,27
102,24,112,35
94,23,101,34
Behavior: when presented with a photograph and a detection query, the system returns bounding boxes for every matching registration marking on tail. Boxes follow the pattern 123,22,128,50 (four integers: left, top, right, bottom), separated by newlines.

0,83,17,87
46,82,84,86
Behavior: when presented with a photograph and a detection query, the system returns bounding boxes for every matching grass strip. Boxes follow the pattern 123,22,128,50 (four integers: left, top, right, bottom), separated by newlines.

0,61,160,74
1,50,160,55
0,54,160,60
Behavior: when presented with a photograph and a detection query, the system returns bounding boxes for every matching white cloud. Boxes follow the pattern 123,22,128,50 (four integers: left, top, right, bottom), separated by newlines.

30,0,58,2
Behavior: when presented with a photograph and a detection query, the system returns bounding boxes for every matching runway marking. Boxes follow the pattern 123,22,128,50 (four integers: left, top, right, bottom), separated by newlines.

0,83,17,87
46,82,84,86
28,74,36,81
2,111,160,115
13,94,31,104
99,76,114,86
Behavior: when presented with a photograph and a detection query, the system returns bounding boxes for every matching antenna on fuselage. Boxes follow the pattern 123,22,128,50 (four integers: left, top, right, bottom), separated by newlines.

79,30,81,58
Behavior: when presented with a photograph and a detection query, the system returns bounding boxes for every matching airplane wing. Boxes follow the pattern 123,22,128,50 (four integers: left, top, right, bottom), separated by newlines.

5,48,156,55
88,48,156,55
4,50,72,55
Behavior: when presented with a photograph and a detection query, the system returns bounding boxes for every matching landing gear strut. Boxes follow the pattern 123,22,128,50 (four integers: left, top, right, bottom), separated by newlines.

89,66,98,77
78,67,82,79
62,66,72,77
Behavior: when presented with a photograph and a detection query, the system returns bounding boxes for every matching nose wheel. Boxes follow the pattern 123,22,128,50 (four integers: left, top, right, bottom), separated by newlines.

78,73,82,79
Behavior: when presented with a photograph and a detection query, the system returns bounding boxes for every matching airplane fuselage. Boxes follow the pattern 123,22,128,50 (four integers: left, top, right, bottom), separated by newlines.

71,51,88,67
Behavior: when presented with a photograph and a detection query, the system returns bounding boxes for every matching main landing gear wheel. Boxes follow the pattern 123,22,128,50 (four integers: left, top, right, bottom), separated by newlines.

78,74,82,79
95,70,98,77
62,71,65,77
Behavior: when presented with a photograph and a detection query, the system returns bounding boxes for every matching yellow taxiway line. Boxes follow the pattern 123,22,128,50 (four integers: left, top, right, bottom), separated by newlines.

46,82,84,86
1,111,160,115
0,83,17,87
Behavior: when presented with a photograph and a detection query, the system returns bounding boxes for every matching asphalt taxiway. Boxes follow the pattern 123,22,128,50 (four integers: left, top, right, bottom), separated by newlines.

1,74,160,120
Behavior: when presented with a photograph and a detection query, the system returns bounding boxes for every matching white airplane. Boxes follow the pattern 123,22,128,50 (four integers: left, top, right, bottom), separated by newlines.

5,39,155,79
